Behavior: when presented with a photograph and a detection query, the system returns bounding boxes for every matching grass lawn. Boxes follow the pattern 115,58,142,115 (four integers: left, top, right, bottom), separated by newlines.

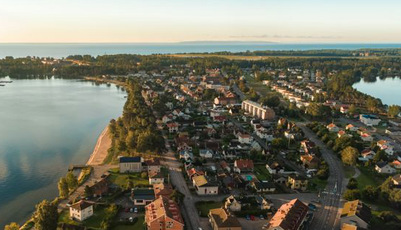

343,165,356,179
254,165,272,181
309,177,328,191
195,201,223,217
108,171,149,188
113,216,145,230
244,74,272,98
356,166,383,190
59,210,79,225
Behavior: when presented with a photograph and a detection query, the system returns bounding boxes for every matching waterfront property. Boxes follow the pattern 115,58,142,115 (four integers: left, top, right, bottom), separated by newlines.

119,156,143,173
69,200,94,222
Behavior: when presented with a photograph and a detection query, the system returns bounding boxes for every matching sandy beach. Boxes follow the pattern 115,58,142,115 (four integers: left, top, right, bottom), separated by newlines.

86,126,112,165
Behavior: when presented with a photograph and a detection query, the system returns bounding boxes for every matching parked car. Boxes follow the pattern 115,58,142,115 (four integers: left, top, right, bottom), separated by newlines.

308,203,317,211
134,207,138,213
250,215,255,221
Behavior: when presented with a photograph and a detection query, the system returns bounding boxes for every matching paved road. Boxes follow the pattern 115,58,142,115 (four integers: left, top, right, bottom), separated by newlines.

297,122,345,230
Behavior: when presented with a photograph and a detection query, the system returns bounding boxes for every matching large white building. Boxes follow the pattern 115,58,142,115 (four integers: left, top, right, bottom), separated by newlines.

241,100,275,120
360,114,381,126
119,156,143,173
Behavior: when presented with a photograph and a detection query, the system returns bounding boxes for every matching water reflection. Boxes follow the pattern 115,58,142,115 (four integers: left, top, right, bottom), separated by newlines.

0,78,126,227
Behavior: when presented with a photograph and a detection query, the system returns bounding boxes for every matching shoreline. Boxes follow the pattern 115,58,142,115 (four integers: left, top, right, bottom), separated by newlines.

86,126,111,166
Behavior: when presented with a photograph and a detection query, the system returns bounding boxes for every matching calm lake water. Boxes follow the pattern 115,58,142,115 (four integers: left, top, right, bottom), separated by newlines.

0,78,126,227
1,43,401,58
353,77,401,106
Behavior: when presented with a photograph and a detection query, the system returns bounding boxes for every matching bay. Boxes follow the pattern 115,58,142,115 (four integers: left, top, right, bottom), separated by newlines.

0,78,126,227
1,43,401,58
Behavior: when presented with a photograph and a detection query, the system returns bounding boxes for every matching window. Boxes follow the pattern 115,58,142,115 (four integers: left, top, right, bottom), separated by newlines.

166,222,173,228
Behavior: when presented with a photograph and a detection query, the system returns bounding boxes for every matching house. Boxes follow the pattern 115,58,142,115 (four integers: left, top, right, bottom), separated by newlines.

267,199,308,230
340,200,371,230
119,156,143,173
358,149,375,162
153,183,174,199
360,114,381,126
145,196,184,230
251,181,276,193
340,105,349,114
214,97,237,106
186,168,204,180
300,140,316,155
69,200,94,221
338,130,349,138
145,158,161,175
390,160,401,169
149,171,164,185
224,195,242,212
284,130,296,140
88,178,109,197
266,162,285,174
287,175,308,191
200,149,214,158
346,124,358,132
162,114,173,124
242,100,275,120
237,133,252,144
327,123,340,132
255,195,273,210
179,150,193,161
377,140,395,156
375,162,396,174
220,161,231,172
167,122,179,133
360,133,373,142
131,188,155,206
234,159,254,173
208,208,242,230
192,175,219,195
300,154,320,169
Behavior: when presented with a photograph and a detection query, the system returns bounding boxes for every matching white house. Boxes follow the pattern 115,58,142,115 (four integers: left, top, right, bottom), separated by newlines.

166,122,179,133
69,200,94,221
238,133,252,144
148,172,165,185
192,175,219,195
360,133,373,142
199,149,214,158
375,162,396,174
224,195,241,212
266,162,285,174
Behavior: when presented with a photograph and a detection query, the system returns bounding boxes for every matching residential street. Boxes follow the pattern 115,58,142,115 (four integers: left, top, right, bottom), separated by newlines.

297,122,346,230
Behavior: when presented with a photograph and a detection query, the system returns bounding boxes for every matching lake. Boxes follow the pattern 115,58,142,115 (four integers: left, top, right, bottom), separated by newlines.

353,77,401,106
0,78,126,227
1,43,401,58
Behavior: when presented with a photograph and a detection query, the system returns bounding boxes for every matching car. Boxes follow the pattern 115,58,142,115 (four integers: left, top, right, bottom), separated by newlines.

130,208,134,213
246,215,250,220
198,228,203,230
129,217,134,222
259,214,265,220
308,203,317,211
250,215,255,221
134,207,138,213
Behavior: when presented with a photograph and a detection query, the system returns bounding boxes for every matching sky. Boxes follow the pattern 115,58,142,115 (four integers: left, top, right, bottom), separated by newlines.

0,0,400,43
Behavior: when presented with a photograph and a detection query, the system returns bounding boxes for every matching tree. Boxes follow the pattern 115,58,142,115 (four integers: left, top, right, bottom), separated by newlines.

362,185,378,200
343,189,361,201
373,150,388,163
261,95,280,108
348,104,357,115
33,200,58,230
388,105,401,118
4,222,20,230
367,98,379,113
84,185,93,198
58,177,69,198
66,171,78,191
347,178,358,189
101,204,118,230
341,146,359,166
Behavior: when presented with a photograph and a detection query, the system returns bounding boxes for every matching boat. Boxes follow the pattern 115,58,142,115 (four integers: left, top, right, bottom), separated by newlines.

0,80,12,83
0,84,5,87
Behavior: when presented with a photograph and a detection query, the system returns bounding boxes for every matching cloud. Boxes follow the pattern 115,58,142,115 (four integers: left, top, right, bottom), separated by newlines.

230,34,342,39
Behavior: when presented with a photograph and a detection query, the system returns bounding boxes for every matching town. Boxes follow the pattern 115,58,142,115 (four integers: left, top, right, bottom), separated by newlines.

4,53,401,230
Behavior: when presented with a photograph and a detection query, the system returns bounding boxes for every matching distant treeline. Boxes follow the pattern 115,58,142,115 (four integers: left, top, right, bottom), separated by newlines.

211,48,401,57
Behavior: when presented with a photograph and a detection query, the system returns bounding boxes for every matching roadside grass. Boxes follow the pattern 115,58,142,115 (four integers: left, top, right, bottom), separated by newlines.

108,171,149,188
113,215,145,230
343,165,356,179
195,201,223,217
254,165,272,181
58,210,79,225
